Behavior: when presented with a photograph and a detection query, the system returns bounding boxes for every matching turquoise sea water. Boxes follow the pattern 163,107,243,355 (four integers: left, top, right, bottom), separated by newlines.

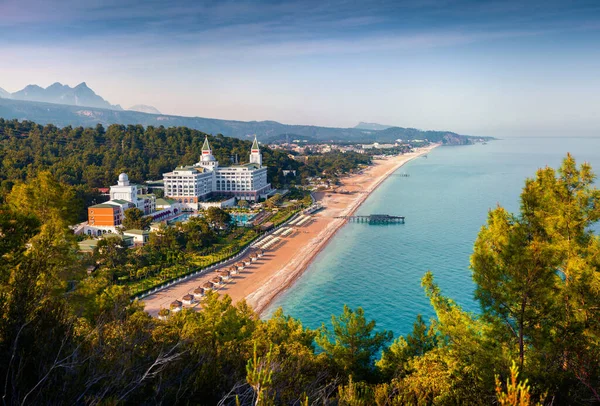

265,137,600,337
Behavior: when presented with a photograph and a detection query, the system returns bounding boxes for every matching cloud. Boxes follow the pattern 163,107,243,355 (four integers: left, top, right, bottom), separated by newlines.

1,0,600,134
1,0,598,55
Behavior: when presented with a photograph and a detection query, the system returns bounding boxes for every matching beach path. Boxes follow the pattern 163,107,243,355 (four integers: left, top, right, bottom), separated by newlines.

141,145,437,317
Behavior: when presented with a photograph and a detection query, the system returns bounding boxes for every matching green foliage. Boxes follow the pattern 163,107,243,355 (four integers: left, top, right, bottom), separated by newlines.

205,206,232,229
264,193,282,209
6,170,79,225
122,207,152,230
0,209,40,267
246,343,275,406
251,308,325,404
0,119,303,203
0,120,374,220
301,194,313,207
495,361,542,406
94,235,128,270
472,154,600,402
180,216,215,250
317,305,392,382
286,187,308,201
1,152,600,405
299,152,371,185
377,315,438,379
338,376,376,405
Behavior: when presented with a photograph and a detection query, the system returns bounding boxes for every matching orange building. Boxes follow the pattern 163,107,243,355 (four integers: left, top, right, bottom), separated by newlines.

88,204,122,227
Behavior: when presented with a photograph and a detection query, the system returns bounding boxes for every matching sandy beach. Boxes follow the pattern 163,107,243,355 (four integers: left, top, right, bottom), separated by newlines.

142,144,438,317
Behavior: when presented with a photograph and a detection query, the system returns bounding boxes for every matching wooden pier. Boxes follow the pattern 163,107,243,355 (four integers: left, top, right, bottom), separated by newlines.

335,214,405,224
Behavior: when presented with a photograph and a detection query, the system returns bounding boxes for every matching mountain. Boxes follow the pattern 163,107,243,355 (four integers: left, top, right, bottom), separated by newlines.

0,87,11,99
9,82,122,110
0,98,493,145
354,122,394,130
128,104,161,114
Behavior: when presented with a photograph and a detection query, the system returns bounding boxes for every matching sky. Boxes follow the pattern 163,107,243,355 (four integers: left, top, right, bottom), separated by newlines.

1,0,600,137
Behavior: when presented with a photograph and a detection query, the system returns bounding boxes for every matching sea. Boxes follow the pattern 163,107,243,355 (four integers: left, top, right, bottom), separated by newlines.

264,137,600,338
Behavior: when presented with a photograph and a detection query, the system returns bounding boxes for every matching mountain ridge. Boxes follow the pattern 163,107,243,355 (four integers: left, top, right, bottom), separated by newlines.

0,97,493,145
128,104,161,114
354,122,394,130
3,82,123,110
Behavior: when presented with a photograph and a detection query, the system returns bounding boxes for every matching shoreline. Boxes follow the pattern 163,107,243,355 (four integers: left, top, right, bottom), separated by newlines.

250,144,438,316
141,144,438,317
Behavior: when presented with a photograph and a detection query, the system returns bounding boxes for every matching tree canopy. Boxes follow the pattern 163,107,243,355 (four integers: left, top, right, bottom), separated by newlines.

205,206,232,229
122,207,152,230
0,154,599,404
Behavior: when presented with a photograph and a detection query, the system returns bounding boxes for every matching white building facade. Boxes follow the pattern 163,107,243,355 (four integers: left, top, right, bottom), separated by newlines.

163,136,272,209
109,173,156,214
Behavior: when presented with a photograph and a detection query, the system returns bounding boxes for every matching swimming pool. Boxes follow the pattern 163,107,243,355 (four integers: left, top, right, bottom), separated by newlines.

167,212,193,225
230,212,256,225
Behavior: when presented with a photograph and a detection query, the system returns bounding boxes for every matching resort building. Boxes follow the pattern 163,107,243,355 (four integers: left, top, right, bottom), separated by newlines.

110,173,156,214
163,136,272,209
123,229,150,245
87,203,123,228
84,173,157,235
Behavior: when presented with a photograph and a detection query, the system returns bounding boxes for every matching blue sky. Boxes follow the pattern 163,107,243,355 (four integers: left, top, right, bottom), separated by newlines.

1,0,600,136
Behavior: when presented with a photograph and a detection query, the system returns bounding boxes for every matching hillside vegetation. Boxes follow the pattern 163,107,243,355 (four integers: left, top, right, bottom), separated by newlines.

0,149,598,404
0,119,371,218
0,98,490,144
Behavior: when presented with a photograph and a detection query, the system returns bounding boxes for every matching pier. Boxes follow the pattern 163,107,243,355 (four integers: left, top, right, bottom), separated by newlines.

335,214,405,224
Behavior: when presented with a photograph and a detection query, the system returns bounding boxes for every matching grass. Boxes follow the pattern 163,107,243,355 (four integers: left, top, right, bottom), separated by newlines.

126,204,304,297
270,208,298,226
127,228,262,297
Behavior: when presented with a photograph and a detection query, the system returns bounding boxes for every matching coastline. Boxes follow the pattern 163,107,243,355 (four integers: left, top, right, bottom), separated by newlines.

250,144,438,316
141,144,438,317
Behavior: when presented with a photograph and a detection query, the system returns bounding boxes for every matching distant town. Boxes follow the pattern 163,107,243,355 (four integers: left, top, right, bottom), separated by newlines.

267,139,427,156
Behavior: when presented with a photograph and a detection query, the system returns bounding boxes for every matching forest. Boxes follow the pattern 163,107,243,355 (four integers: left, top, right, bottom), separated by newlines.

1,134,599,404
0,119,371,219
0,97,487,145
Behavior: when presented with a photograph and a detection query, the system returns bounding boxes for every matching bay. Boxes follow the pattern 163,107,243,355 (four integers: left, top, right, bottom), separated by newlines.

265,137,600,337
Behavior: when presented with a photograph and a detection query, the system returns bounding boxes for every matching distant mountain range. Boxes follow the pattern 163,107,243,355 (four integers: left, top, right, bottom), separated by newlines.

0,98,492,145
0,82,492,145
0,82,122,110
354,122,394,131
1,82,161,117
128,104,161,114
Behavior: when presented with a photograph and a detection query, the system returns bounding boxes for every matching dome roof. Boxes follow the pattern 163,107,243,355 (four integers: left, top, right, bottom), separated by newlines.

118,173,129,182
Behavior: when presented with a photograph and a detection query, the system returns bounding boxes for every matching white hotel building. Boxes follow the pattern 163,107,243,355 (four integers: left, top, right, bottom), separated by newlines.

162,136,272,209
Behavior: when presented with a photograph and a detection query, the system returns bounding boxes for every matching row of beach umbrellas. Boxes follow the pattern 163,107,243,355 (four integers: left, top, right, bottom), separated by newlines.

161,249,265,317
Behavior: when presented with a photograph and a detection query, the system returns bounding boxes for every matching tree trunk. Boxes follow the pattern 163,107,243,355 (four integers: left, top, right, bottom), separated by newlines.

519,297,526,368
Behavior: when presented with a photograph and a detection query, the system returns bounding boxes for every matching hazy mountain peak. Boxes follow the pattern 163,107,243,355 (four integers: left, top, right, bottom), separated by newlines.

128,104,161,114
354,122,394,131
22,84,43,91
0,87,11,98
9,82,121,110
0,97,490,146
